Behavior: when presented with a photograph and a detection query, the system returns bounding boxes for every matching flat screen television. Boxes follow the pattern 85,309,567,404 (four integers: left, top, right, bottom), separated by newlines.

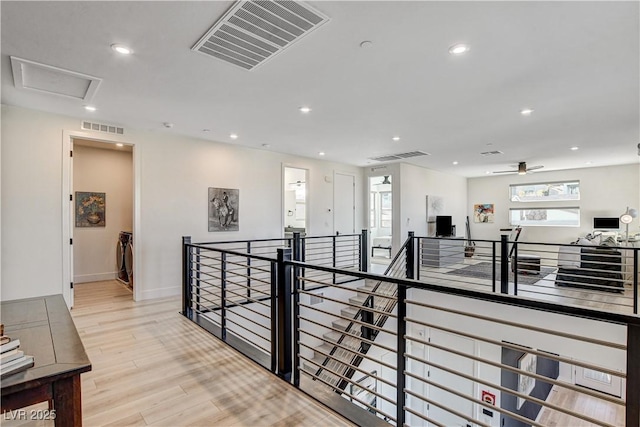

593,217,619,229
436,215,453,237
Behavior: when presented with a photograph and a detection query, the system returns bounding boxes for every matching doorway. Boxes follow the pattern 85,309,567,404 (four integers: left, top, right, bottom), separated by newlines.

334,172,355,235
369,175,392,269
283,166,308,237
63,132,136,307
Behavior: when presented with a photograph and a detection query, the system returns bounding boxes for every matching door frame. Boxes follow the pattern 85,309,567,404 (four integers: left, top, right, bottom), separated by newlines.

333,171,356,235
282,165,309,236
62,129,140,307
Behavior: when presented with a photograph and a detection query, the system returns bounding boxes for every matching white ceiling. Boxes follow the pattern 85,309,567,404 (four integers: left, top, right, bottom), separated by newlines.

2,1,638,177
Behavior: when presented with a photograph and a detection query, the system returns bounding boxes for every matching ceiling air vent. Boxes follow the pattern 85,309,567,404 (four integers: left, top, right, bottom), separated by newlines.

480,150,503,156
81,121,124,135
192,0,329,70
369,151,431,162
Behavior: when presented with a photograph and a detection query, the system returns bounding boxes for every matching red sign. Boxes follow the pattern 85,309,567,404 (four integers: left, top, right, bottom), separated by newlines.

482,390,496,405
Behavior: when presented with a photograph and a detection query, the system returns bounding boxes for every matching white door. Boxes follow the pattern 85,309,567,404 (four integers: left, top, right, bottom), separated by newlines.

426,329,475,426
575,366,622,397
334,172,355,235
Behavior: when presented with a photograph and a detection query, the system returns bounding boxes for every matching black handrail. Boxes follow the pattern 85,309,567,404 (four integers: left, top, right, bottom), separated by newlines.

286,258,640,326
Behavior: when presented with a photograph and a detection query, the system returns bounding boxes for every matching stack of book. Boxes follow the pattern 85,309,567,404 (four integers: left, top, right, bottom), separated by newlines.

0,323,35,378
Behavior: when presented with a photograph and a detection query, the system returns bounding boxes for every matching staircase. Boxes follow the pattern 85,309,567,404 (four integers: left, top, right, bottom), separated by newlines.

303,239,410,391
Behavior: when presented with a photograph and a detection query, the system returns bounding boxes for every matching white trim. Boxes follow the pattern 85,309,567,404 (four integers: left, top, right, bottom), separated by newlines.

74,272,117,284
62,130,141,307
140,286,180,300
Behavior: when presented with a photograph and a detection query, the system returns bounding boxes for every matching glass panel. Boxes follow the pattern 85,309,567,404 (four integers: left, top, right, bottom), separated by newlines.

509,207,580,227
510,181,580,202
380,191,392,228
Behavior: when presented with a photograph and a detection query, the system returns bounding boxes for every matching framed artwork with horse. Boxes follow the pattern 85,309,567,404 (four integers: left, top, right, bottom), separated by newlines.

208,187,239,231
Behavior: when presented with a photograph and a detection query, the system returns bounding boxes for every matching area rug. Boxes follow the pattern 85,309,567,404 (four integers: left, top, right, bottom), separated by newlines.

447,262,556,285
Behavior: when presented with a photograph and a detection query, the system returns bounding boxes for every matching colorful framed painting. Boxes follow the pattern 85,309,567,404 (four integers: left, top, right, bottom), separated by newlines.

75,192,106,227
474,203,495,223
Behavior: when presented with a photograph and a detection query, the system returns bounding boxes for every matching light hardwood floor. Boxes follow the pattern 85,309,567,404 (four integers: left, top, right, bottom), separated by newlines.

537,385,624,427
1,280,353,427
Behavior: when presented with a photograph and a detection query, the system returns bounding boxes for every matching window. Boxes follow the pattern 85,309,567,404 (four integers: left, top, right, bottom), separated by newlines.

380,191,392,228
509,181,580,202
509,207,580,227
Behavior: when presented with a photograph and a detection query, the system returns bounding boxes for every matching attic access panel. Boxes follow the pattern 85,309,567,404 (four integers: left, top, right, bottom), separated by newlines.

192,0,329,70
10,56,101,101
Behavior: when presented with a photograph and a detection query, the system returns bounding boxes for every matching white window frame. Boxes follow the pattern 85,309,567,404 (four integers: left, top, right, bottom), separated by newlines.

509,207,581,227
509,181,580,203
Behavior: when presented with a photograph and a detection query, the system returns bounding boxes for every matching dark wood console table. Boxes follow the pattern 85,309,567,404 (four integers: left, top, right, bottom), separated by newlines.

1,295,91,426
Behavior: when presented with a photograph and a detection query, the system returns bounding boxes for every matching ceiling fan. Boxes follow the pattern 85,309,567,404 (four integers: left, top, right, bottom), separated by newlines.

493,161,544,175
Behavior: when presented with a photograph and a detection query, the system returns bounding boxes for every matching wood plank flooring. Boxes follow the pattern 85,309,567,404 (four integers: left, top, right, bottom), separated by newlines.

1,280,353,427
537,385,624,427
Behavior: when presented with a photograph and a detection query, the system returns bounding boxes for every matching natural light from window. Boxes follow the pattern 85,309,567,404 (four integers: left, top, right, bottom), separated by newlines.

509,207,580,227
509,181,580,202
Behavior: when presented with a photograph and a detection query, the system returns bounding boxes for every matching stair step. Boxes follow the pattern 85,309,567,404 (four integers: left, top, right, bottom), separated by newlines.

302,354,327,374
315,343,335,358
323,331,342,344
332,318,351,331
349,295,366,306
341,307,358,319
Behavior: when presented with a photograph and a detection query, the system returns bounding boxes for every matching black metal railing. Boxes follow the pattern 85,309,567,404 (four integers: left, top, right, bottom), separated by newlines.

415,235,639,315
181,233,640,427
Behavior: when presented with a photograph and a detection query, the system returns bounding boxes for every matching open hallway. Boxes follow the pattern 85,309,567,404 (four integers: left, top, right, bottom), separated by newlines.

1,280,353,427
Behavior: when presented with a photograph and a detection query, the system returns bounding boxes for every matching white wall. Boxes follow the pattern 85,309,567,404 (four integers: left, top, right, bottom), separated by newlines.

399,163,468,242
1,105,364,302
73,145,133,283
467,164,640,244
365,163,468,256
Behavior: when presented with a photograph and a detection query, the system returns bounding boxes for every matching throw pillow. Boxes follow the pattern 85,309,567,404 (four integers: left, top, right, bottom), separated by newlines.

601,236,618,246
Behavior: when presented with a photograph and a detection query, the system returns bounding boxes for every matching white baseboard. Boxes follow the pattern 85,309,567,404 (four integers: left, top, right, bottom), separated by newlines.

139,286,181,301
74,272,117,283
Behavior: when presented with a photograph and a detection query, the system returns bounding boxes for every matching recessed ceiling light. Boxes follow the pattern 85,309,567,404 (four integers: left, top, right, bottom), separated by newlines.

84,105,96,112
111,44,132,55
230,133,238,139
116,143,124,147
318,152,325,156
202,129,211,133
262,144,270,148
299,106,312,113
453,161,459,165
485,171,491,175
163,122,174,128
392,136,400,142
448,43,470,55
570,146,579,151
585,161,593,165
520,108,534,116
359,40,373,48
